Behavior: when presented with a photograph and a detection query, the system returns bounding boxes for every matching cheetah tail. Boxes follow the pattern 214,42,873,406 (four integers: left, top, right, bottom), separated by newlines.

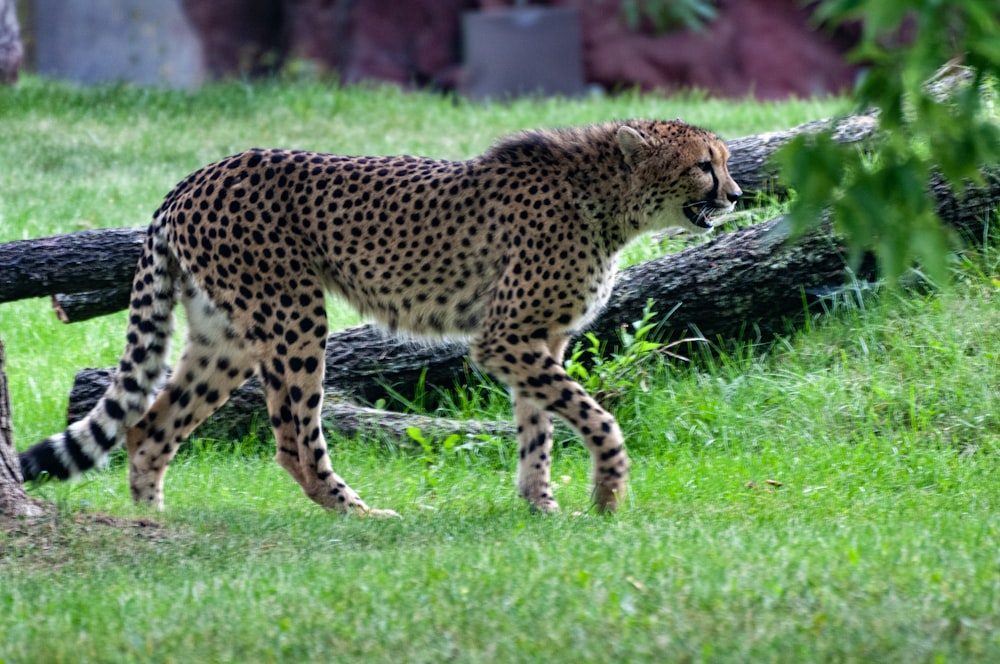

19,218,178,482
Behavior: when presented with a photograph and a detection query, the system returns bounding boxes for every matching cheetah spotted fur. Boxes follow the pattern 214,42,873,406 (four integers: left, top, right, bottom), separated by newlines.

20,119,741,516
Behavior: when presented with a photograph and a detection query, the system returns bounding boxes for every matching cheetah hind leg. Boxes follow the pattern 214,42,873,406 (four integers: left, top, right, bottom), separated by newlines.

126,339,256,509
257,346,400,519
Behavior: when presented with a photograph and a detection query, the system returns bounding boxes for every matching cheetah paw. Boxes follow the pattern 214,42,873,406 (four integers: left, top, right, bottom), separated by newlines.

592,484,625,514
362,507,402,519
529,498,561,514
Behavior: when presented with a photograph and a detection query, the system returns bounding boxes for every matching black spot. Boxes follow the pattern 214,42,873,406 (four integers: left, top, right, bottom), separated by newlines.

528,431,547,453
104,399,126,421
599,446,622,461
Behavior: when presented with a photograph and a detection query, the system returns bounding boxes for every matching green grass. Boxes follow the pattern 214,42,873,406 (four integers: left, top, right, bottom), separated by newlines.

4,76,1000,661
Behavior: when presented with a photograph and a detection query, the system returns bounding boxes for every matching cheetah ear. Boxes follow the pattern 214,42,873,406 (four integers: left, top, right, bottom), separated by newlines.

617,126,648,167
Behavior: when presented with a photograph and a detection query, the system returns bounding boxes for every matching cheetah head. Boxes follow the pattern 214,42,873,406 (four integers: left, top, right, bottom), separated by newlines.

618,121,742,235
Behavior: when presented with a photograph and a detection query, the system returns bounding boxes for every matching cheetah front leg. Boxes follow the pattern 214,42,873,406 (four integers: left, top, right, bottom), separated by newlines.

474,337,630,513
512,335,570,513
513,396,559,513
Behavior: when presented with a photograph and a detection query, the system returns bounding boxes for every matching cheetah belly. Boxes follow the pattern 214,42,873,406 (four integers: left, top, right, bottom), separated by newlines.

325,254,500,337
368,279,497,337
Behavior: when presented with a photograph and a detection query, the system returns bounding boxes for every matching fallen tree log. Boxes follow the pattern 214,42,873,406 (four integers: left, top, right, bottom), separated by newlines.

0,113,878,322
0,228,144,307
67,343,483,442
592,168,1000,348
67,370,527,445
51,287,130,324
723,113,877,199
63,165,1000,443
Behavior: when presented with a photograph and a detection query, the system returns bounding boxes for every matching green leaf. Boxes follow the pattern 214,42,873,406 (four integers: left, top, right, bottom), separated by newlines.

778,0,1000,287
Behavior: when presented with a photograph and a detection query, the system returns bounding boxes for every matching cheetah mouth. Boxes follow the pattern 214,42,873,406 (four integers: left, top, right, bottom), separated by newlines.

682,201,720,229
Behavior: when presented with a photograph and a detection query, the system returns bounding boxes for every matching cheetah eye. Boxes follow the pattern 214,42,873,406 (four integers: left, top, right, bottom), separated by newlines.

697,161,712,173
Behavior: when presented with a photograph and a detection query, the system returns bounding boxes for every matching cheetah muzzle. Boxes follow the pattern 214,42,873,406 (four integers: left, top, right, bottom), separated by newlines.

682,198,731,230
20,119,742,517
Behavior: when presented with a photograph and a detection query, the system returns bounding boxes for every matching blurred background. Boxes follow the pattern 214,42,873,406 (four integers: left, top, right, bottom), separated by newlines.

11,0,863,99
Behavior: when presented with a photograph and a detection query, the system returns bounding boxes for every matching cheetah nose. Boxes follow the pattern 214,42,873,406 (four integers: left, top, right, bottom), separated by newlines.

727,189,743,204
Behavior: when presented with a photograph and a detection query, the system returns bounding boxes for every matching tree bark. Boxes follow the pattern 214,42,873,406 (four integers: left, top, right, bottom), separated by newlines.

52,288,130,324
0,227,145,306
66,368,517,444
0,113,879,321
723,113,877,199
0,0,23,85
0,339,47,520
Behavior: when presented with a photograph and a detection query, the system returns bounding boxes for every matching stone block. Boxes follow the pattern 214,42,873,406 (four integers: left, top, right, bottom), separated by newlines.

35,0,204,87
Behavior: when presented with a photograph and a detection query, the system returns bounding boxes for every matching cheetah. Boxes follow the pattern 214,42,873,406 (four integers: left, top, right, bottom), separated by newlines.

19,119,741,516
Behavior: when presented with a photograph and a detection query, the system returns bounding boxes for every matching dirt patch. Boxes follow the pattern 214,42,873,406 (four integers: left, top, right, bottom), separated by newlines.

0,509,170,570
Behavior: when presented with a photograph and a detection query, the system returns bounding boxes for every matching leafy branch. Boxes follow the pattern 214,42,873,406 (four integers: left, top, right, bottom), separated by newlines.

777,0,1000,284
